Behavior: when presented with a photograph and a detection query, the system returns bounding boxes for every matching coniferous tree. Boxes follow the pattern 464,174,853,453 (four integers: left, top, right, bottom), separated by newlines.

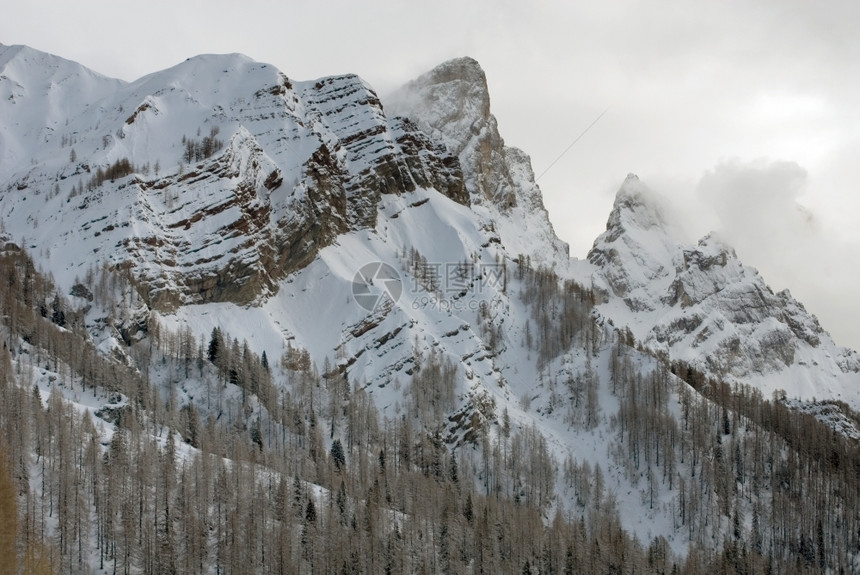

331,438,345,471
207,327,222,364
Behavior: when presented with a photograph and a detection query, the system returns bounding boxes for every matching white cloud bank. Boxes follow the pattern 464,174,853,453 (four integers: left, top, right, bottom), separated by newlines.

685,159,860,351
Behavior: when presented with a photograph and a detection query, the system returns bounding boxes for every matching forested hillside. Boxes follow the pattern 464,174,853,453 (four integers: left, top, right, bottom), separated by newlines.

0,243,858,574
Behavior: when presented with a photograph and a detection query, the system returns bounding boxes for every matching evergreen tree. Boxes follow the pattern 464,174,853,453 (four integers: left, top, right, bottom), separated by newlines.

305,498,317,524
207,326,222,364
331,438,345,470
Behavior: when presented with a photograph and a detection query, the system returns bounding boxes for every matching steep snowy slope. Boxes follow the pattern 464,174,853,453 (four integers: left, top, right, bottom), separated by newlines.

580,174,860,407
0,43,124,173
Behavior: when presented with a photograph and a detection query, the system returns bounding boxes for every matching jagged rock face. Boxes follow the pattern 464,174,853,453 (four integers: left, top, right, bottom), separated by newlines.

651,235,808,375
586,175,860,389
0,46,465,310
387,57,520,209
126,129,283,308
386,57,569,269
118,128,351,309
587,174,682,310
389,117,468,206
299,75,467,229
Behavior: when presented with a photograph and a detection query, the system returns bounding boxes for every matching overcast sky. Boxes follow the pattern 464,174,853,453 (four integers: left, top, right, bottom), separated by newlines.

3,0,859,350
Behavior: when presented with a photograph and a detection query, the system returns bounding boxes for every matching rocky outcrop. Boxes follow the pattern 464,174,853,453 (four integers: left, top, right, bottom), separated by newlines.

125,129,285,308
299,75,466,230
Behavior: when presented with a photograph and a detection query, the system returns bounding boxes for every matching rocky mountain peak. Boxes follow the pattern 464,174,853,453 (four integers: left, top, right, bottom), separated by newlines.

587,176,683,306
603,173,677,239
386,57,490,157
386,58,513,204
582,175,860,404
386,57,569,268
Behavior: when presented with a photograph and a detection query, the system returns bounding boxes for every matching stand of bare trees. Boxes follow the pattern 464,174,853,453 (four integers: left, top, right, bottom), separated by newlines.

0,244,857,573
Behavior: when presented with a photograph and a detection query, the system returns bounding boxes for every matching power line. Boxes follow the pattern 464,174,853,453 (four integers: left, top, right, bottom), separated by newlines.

535,108,608,182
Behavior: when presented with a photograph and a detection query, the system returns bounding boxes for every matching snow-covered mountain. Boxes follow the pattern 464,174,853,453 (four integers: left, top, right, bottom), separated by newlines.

578,174,860,406
2,43,860,571
0,42,580,440
0,43,466,309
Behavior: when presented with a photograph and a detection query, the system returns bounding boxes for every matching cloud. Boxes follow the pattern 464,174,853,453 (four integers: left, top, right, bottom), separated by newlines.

693,159,860,351
697,159,814,248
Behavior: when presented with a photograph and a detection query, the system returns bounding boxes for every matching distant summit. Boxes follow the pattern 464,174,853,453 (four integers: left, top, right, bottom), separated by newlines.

581,175,860,404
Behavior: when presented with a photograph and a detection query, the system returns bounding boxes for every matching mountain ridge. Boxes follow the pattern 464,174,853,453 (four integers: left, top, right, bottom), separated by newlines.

2,42,857,411
0,45,468,308
2,42,857,408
